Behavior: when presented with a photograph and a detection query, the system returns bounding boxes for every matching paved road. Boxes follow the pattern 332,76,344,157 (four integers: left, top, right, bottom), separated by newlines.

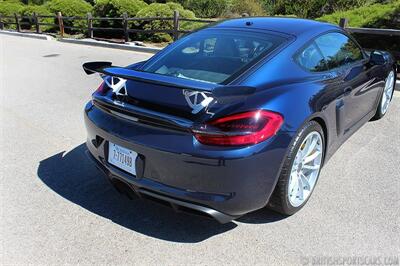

1,35,399,265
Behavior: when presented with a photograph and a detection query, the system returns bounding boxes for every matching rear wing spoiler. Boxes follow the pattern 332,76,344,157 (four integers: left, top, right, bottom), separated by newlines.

83,61,256,104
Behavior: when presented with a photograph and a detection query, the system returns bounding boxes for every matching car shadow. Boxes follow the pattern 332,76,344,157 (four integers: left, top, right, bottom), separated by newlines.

37,143,284,243
236,208,286,224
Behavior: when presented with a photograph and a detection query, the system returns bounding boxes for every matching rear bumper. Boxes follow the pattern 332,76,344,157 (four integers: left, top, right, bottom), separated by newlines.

84,101,292,221
85,149,238,223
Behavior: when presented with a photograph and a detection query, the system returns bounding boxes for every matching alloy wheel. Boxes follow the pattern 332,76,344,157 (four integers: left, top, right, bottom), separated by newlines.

288,131,323,207
381,71,395,115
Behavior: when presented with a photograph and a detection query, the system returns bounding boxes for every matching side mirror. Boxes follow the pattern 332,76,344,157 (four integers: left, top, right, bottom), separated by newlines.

369,50,386,65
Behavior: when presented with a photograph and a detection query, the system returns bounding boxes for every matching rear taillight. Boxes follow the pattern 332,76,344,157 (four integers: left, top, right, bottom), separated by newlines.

192,110,283,146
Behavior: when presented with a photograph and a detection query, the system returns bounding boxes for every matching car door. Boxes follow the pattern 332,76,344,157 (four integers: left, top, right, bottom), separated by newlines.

315,32,380,133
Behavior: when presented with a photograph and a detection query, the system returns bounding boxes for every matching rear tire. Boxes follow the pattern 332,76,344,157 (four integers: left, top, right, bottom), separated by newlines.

372,69,395,120
268,121,325,215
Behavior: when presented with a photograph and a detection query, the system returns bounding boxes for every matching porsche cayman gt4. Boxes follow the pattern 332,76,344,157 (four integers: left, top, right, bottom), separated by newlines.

83,17,397,223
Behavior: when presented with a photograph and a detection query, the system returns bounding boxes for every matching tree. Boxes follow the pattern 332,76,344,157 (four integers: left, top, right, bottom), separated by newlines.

136,2,198,42
182,0,229,18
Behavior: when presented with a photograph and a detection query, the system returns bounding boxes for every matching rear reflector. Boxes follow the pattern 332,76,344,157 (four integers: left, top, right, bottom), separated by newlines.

193,110,283,146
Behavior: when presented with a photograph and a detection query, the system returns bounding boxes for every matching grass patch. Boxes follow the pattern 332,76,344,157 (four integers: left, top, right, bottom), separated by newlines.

317,1,400,28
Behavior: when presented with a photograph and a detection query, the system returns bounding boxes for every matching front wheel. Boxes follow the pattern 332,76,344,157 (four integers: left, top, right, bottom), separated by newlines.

268,121,325,215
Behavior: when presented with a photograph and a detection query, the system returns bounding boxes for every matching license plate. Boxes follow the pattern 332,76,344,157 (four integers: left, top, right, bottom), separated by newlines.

108,142,137,175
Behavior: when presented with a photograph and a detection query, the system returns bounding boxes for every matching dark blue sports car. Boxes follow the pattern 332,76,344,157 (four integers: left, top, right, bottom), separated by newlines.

83,17,397,223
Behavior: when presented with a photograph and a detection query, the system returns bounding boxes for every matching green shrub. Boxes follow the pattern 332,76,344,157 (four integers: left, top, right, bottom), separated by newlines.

136,2,198,42
93,0,147,18
182,0,229,18
27,0,49,4
264,0,325,18
21,4,53,31
324,0,377,15
0,1,25,16
22,4,51,15
45,0,92,32
0,1,25,29
45,0,92,16
262,0,374,18
93,0,147,29
230,0,265,16
165,2,197,22
316,1,400,28
0,0,23,4
84,0,95,5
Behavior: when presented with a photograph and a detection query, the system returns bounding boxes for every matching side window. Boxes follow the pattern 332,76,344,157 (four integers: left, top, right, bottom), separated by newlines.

296,42,327,72
315,32,363,69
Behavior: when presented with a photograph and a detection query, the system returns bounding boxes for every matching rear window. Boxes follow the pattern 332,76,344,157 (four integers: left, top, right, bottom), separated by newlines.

141,29,287,84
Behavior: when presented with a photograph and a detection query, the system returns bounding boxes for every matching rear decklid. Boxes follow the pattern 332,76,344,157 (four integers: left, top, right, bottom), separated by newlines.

83,62,256,129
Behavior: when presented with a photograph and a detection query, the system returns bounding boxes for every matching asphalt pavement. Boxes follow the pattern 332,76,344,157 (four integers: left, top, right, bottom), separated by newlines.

1,35,399,265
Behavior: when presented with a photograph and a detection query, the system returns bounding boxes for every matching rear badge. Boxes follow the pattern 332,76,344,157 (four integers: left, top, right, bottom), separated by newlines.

103,76,128,96
183,90,214,114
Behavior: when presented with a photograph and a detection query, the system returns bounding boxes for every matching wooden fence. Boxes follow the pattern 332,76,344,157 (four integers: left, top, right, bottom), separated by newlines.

338,18,400,35
0,13,399,41
0,11,215,42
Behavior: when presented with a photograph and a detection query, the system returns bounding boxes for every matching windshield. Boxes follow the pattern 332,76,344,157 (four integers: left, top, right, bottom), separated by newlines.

141,29,287,84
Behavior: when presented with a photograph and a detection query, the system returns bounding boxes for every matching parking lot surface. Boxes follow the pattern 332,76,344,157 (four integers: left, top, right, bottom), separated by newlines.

1,35,399,265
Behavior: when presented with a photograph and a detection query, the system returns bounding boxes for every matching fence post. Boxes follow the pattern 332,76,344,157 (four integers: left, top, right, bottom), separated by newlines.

33,12,40,33
123,12,129,43
339,18,348,28
0,14,3,30
14,13,21,32
173,10,180,41
87,12,93,39
57,11,64,37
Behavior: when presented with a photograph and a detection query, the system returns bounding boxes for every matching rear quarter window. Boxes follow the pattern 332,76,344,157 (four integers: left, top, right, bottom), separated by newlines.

296,42,328,72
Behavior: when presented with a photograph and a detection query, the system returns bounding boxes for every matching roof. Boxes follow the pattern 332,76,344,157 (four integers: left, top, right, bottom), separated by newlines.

213,17,340,36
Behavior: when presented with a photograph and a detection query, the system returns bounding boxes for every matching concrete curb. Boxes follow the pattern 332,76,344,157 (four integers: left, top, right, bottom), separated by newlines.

58,38,162,54
396,80,400,91
0,30,53,40
1,30,162,54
